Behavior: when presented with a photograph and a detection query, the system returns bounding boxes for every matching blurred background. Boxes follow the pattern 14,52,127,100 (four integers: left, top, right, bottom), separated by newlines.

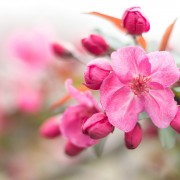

0,0,180,180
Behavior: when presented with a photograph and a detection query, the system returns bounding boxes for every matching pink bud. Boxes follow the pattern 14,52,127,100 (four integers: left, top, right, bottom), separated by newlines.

84,58,112,90
40,117,61,138
122,7,150,35
82,112,114,139
125,123,142,149
51,43,71,57
65,141,84,156
82,34,109,56
170,107,180,133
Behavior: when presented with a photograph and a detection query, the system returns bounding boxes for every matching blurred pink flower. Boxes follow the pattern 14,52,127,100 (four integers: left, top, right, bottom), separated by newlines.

84,58,112,90
82,34,109,56
99,46,179,132
122,7,150,35
8,30,53,69
60,79,100,151
40,116,61,138
16,88,42,113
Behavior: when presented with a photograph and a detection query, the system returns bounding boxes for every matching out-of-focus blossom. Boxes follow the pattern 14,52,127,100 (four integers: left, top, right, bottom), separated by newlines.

82,112,114,139
8,30,53,69
84,58,112,90
98,46,179,132
125,123,142,149
122,7,150,35
171,106,180,133
60,79,100,151
16,88,42,114
82,34,109,56
65,141,85,156
51,42,72,57
40,116,61,138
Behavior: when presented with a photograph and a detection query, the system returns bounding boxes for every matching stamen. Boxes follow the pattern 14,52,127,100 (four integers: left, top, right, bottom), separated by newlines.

130,75,151,96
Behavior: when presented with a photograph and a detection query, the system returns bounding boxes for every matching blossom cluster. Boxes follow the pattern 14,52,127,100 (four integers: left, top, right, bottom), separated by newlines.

40,6,180,156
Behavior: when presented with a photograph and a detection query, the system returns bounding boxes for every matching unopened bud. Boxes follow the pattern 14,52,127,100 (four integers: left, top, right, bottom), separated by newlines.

82,112,114,139
125,123,142,149
52,43,72,57
84,58,112,90
40,116,61,138
170,107,180,133
122,7,150,35
82,34,109,56
65,141,84,156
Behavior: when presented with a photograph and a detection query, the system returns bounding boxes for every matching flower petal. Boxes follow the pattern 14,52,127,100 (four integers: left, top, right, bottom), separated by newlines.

111,46,151,83
148,51,180,87
60,105,98,148
100,73,144,132
144,88,178,128
65,79,93,107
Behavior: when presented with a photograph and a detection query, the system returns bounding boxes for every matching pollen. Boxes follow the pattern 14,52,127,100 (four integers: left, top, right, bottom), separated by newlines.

130,75,151,96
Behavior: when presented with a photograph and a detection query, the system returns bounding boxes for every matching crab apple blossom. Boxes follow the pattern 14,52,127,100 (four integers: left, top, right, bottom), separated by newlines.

170,106,180,133
86,46,179,132
40,116,61,138
125,123,142,149
82,34,109,56
60,79,100,151
122,7,150,35
82,112,114,139
84,58,112,90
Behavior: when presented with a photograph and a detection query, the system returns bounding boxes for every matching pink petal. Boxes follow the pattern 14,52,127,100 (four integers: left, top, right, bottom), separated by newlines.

144,88,178,128
65,79,93,107
148,51,180,87
111,46,151,83
100,72,124,109
100,73,144,132
60,105,98,148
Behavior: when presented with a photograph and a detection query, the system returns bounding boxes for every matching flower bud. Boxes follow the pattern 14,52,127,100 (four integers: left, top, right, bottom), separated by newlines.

125,123,142,149
170,107,180,133
65,141,84,156
52,43,71,57
82,34,109,56
82,112,114,139
84,58,112,90
40,117,61,138
122,7,150,35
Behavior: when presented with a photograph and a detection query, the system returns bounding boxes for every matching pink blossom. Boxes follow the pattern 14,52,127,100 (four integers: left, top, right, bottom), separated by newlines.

99,46,179,132
82,112,114,139
125,123,142,149
84,58,112,90
122,7,150,35
9,30,53,69
170,106,180,133
82,34,109,56
16,88,42,113
40,116,61,138
65,141,85,156
60,79,99,149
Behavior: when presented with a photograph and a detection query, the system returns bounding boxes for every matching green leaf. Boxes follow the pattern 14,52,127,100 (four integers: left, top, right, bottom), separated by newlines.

139,112,149,120
93,138,107,157
158,127,176,149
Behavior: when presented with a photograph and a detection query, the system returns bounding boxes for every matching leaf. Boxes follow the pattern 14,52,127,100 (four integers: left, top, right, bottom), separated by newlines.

87,12,125,32
158,127,176,148
136,36,147,50
159,19,177,51
139,112,149,120
93,138,107,157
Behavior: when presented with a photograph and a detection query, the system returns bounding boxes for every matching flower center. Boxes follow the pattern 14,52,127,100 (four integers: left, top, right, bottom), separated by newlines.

130,75,151,96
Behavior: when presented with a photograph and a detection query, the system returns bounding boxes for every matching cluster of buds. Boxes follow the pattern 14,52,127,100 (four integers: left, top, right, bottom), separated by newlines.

40,6,180,158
